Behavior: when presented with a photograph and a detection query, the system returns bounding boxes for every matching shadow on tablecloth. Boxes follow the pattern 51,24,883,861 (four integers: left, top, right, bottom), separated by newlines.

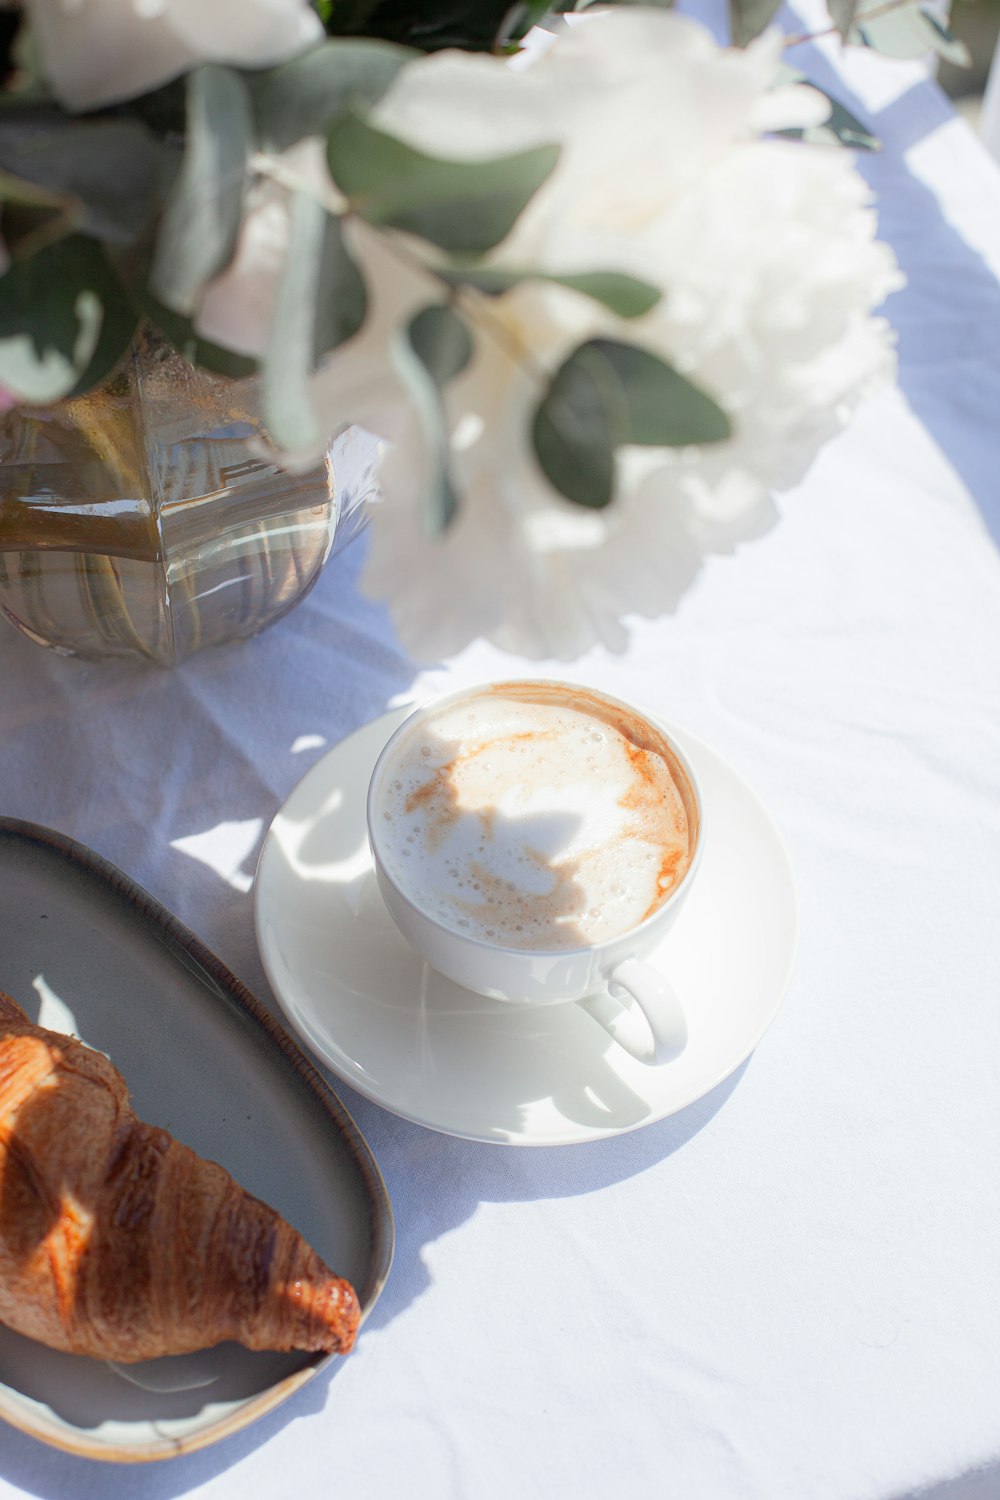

788,34,1000,555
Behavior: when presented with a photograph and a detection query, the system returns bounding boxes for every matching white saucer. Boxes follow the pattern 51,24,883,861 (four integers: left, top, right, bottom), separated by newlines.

254,706,798,1146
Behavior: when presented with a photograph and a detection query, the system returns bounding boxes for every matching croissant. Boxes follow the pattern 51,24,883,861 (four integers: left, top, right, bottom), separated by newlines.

0,991,360,1362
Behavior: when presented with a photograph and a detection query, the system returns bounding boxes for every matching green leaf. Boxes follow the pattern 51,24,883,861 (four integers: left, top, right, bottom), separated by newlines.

730,0,783,46
557,0,677,8
252,38,412,152
393,303,474,535
67,273,137,399
532,338,731,508
498,2,557,47
854,2,970,64
321,1,547,52
150,65,253,316
138,294,259,380
826,0,860,39
540,270,661,319
408,302,473,385
534,351,614,509
437,263,661,319
917,6,972,65
327,107,559,255
0,119,164,248
311,212,369,362
261,196,368,451
0,236,135,403
774,75,880,150
124,77,188,138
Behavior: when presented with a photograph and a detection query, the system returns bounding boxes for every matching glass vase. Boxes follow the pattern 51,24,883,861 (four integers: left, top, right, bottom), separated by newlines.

0,332,381,666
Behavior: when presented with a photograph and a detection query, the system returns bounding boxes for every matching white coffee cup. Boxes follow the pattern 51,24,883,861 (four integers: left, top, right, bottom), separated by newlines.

366,681,704,1065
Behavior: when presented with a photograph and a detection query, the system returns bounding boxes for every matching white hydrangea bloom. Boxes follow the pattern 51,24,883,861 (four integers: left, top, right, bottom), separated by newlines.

352,10,902,658
26,0,322,111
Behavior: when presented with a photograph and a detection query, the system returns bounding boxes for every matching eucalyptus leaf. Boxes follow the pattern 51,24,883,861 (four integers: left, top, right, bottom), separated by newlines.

0,236,134,403
392,302,475,535
262,195,368,452
498,2,558,47
0,119,164,247
826,0,860,39
311,211,369,362
436,263,661,318
150,65,253,316
322,1,546,52
533,350,614,508
558,0,677,8
774,77,880,150
854,1,970,64
139,294,259,380
251,38,413,153
124,77,188,138
533,338,731,508
67,267,137,399
262,190,328,452
327,108,559,255
917,7,972,65
730,0,783,46
408,302,473,386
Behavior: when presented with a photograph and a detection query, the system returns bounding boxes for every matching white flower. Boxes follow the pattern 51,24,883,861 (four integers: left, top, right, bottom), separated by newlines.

26,0,322,111
350,10,902,659
183,8,901,662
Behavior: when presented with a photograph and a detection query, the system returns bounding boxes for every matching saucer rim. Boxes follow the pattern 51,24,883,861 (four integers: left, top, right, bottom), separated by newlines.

254,704,799,1147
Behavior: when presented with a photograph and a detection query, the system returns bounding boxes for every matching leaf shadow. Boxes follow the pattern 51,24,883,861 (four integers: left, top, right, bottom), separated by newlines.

784,26,1000,550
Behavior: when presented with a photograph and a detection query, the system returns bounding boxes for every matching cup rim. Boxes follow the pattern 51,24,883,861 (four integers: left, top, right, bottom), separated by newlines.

366,677,704,961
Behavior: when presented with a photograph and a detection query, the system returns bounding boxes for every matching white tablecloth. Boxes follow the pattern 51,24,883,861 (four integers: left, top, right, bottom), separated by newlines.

1,20,999,1500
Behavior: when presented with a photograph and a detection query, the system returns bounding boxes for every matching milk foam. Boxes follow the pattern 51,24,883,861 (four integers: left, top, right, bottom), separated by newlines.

374,686,695,951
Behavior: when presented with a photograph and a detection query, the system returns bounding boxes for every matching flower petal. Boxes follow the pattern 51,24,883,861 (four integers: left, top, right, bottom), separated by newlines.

25,0,322,111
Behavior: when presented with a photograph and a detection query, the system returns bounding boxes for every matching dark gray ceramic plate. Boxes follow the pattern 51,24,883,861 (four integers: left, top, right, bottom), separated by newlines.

0,818,393,1463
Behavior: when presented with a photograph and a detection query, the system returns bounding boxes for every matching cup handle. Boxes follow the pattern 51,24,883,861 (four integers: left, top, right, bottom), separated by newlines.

577,957,687,1066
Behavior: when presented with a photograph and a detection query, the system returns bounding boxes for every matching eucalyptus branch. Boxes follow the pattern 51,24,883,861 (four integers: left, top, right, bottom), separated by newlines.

373,222,553,384
252,150,550,382
783,0,918,49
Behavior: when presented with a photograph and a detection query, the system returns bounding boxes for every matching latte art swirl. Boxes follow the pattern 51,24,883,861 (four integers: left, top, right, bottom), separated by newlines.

373,685,697,951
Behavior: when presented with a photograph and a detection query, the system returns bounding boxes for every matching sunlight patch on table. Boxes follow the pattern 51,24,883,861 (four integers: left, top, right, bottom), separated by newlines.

171,819,264,893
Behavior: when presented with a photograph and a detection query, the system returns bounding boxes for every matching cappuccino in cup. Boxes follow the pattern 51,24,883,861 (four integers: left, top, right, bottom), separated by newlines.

371,682,699,953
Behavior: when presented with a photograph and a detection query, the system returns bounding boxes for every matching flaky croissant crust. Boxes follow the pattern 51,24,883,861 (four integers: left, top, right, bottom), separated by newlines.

0,992,359,1362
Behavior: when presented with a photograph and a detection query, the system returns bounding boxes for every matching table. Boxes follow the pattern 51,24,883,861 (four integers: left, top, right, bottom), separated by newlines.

1,15,998,1500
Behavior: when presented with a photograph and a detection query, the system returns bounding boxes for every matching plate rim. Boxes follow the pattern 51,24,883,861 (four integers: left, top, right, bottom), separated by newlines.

0,816,395,1464
254,703,799,1148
